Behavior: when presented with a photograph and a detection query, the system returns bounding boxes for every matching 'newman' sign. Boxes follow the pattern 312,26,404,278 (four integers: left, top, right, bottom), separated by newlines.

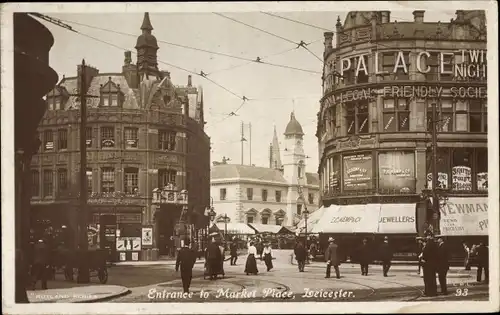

439,197,488,236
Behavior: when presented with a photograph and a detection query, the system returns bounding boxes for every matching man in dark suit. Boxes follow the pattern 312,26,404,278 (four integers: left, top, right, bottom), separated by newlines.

421,235,438,297
206,238,221,280
175,238,197,293
32,239,49,290
476,242,489,283
357,238,372,276
380,236,393,277
436,237,450,295
230,240,238,265
325,237,340,279
294,241,307,272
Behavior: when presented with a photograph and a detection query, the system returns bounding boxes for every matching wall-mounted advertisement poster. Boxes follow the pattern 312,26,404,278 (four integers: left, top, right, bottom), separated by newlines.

477,172,488,192
427,172,449,189
142,227,153,247
343,153,372,191
378,152,416,193
452,166,472,191
329,155,340,190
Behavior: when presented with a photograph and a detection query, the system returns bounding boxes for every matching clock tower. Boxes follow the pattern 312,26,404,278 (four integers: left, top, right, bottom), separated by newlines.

282,111,306,225
135,12,160,81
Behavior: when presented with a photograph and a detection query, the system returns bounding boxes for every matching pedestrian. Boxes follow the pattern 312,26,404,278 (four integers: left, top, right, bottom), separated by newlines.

219,242,226,274
421,235,438,297
206,238,221,280
463,242,471,271
175,238,197,293
294,241,307,272
256,241,264,261
325,237,340,279
244,242,259,275
357,238,372,276
475,242,489,283
309,242,317,260
263,243,273,271
230,239,238,265
31,239,49,290
436,237,450,295
417,238,425,275
380,236,393,277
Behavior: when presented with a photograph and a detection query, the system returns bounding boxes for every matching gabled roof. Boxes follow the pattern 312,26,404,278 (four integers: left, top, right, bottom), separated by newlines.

211,164,287,183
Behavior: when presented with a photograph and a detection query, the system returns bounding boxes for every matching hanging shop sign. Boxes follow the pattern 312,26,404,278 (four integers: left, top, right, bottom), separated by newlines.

378,152,415,193
439,197,488,236
343,153,372,191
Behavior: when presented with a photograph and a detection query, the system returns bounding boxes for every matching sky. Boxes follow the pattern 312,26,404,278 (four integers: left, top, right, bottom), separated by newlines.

34,5,456,173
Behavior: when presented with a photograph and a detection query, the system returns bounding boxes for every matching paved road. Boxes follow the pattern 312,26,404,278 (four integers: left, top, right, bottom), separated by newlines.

110,259,489,302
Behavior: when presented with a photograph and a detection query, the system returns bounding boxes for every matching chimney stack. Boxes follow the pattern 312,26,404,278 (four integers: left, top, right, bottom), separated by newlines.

187,75,192,87
335,16,342,47
323,32,333,57
380,11,391,23
413,10,425,23
455,10,465,22
124,51,132,65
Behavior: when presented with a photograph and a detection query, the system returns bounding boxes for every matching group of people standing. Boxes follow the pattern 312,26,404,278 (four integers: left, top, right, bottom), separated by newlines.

244,241,274,275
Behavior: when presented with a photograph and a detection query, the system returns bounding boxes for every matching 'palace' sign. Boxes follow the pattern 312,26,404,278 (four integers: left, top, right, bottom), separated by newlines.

340,50,487,80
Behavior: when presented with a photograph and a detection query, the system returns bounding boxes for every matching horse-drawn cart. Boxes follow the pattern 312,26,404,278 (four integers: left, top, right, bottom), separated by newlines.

56,248,109,284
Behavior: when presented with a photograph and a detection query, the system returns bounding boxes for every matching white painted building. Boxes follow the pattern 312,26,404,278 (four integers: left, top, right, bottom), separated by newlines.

211,112,320,227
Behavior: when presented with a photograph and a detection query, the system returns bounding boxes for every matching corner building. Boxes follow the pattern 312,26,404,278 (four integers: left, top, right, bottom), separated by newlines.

317,10,487,258
30,13,210,261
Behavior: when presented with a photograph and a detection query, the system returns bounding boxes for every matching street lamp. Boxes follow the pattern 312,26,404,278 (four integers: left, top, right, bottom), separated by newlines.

204,197,216,249
303,207,310,263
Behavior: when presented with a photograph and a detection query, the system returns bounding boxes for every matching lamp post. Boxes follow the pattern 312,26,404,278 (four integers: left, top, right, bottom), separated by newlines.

303,207,310,264
223,214,228,239
204,197,216,250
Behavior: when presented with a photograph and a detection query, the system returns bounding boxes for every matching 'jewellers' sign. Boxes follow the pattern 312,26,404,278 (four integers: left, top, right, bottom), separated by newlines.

440,197,488,236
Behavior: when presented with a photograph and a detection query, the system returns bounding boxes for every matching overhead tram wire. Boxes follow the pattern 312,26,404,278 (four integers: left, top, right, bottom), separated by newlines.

51,16,320,75
213,12,325,65
32,14,246,102
259,12,334,32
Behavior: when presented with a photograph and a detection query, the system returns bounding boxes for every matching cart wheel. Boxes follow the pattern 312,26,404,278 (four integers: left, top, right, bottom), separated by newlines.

98,268,108,284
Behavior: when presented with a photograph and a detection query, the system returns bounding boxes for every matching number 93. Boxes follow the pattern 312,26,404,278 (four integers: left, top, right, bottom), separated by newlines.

455,288,468,297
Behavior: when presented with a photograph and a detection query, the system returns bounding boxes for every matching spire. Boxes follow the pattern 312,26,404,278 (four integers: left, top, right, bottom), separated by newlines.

270,125,283,170
141,12,153,33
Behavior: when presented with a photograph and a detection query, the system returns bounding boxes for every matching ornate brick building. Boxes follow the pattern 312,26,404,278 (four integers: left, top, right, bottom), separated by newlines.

316,10,487,257
30,13,210,261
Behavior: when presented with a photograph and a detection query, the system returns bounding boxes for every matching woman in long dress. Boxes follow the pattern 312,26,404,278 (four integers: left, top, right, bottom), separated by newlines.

263,243,273,271
245,242,259,275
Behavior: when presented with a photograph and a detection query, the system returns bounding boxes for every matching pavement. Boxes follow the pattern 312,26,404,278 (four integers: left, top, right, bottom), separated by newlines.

25,249,490,303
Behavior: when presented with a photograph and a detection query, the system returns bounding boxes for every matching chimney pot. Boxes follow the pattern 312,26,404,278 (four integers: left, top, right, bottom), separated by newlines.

413,10,425,23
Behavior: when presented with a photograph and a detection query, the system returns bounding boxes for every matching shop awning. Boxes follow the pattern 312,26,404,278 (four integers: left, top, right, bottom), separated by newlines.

277,226,294,234
439,197,488,236
378,203,417,234
248,223,282,234
295,206,327,234
214,222,255,235
311,204,381,234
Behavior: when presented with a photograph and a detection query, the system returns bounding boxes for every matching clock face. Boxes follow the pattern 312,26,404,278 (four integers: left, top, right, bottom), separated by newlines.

296,139,302,145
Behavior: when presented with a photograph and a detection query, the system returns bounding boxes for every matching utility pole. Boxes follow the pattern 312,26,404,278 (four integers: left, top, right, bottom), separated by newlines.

431,100,439,234
77,59,90,283
249,122,252,165
240,121,246,165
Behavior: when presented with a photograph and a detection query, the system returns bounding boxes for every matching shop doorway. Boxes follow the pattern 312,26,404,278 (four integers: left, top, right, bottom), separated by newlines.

156,205,181,257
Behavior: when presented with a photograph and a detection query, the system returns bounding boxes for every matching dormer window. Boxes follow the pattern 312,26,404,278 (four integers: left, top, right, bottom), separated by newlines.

100,77,122,107
46,86,67,110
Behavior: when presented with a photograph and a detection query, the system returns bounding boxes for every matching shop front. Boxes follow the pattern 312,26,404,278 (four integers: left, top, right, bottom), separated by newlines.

439,196,488,261
311,203,418,262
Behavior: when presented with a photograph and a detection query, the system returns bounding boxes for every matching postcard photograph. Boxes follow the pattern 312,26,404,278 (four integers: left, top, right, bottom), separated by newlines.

1,1,498,314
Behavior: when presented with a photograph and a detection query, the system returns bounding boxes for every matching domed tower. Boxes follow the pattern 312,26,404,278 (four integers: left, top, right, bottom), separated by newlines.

282,112,306,226
135,12,160,81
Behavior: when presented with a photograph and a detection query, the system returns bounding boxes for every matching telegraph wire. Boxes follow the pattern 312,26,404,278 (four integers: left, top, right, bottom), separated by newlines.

259,11,334,32
214,12,325,66
32,14,247,101
53,16,320,75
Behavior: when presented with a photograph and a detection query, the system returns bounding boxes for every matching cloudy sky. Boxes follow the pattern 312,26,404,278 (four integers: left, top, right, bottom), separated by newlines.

31,3,457,173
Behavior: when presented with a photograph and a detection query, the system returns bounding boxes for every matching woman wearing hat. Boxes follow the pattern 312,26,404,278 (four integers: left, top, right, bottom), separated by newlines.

244,242,259,275
263,243,273,272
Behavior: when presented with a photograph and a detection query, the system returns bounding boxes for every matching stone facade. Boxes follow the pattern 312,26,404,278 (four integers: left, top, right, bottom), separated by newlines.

317,10,487,236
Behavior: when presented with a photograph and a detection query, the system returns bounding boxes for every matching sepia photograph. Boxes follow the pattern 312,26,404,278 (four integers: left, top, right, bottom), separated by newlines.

1,1,498,314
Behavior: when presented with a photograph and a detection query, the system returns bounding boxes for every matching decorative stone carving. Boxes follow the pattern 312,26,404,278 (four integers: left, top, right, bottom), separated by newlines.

338,135,376,149
158,155,178,164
